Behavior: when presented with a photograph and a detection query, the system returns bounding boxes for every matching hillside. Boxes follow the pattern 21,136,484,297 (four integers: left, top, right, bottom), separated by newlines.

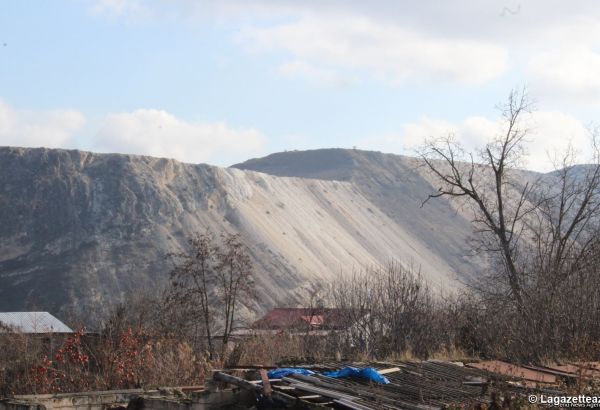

234,149,486,284
1,147,483,322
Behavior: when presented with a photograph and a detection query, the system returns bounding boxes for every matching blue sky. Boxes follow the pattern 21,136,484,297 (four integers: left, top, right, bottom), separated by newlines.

1,1,599,170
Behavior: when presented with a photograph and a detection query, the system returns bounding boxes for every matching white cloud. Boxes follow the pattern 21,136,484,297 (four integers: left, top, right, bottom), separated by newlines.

526,111,590,169
0,99,86,148
0,99,267,166
528,47,600,105
404,117,494,149
240,16,508,85
88,1,600,100
91,109,267,164
360,116,499,155
359,111,590,172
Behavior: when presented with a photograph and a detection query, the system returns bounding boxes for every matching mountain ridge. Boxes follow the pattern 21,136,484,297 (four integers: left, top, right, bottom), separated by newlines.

1,146,488,321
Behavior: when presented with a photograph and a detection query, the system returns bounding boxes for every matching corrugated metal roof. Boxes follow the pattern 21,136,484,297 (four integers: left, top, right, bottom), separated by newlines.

0,312,73,333
218,359,574,409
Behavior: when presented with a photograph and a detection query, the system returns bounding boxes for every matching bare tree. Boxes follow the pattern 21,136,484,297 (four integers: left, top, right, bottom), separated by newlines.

329,261,440,359
216,233,255,354
167,232,218,357
419,88,600,316
529,140,600,287
420,89,537,308
166,231,256,359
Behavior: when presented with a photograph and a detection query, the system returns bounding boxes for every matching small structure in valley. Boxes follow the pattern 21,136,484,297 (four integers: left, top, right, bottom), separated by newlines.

252,308,346,333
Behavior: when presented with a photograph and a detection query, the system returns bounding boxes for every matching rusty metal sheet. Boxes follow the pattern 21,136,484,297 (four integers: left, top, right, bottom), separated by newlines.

546,364,581,374
555,363,600,378
522,365,577,379
547,363,600,378
467,360,557,384
572,362,600,371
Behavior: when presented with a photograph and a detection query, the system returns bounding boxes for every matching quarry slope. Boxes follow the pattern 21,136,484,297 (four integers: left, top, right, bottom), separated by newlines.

0,147,481,321
234,149,486,280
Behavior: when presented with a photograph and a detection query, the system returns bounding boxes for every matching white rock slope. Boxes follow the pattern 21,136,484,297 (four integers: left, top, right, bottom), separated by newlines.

0,147,483,321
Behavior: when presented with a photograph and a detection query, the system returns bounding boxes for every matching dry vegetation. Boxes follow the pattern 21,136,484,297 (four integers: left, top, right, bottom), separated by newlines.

418,88,600,362
0,317,210,395
2,90,600,396
2,253,600,394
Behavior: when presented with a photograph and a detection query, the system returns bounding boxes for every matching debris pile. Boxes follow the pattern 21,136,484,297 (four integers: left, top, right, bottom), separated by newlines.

2,359,599,409
214,360,600,409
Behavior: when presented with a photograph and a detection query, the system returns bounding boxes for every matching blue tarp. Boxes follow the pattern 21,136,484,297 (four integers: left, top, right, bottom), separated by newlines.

323,366,390,384
267,366,390,384
267,368,316,379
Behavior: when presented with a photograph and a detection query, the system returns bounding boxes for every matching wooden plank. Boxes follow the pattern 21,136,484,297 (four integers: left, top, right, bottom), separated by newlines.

249,378,281,384
213,371,259,391
378,367,401,375
179,385,204,392
259,369,272,396
213,371,299,406
273,385,297,391
298,394,322,399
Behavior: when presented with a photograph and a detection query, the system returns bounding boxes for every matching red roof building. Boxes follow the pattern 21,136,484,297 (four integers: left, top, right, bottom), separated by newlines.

252,308,346,331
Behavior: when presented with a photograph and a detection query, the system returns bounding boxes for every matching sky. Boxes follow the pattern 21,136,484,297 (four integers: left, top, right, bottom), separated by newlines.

0,1,599,171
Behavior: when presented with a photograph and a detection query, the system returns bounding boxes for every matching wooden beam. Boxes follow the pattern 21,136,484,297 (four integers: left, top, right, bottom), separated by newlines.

259,369,272,396
298,394,322,400
249,378,281,384
273,385,296,391
378,367,401,375
213,371,298,406
214,371,258,391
